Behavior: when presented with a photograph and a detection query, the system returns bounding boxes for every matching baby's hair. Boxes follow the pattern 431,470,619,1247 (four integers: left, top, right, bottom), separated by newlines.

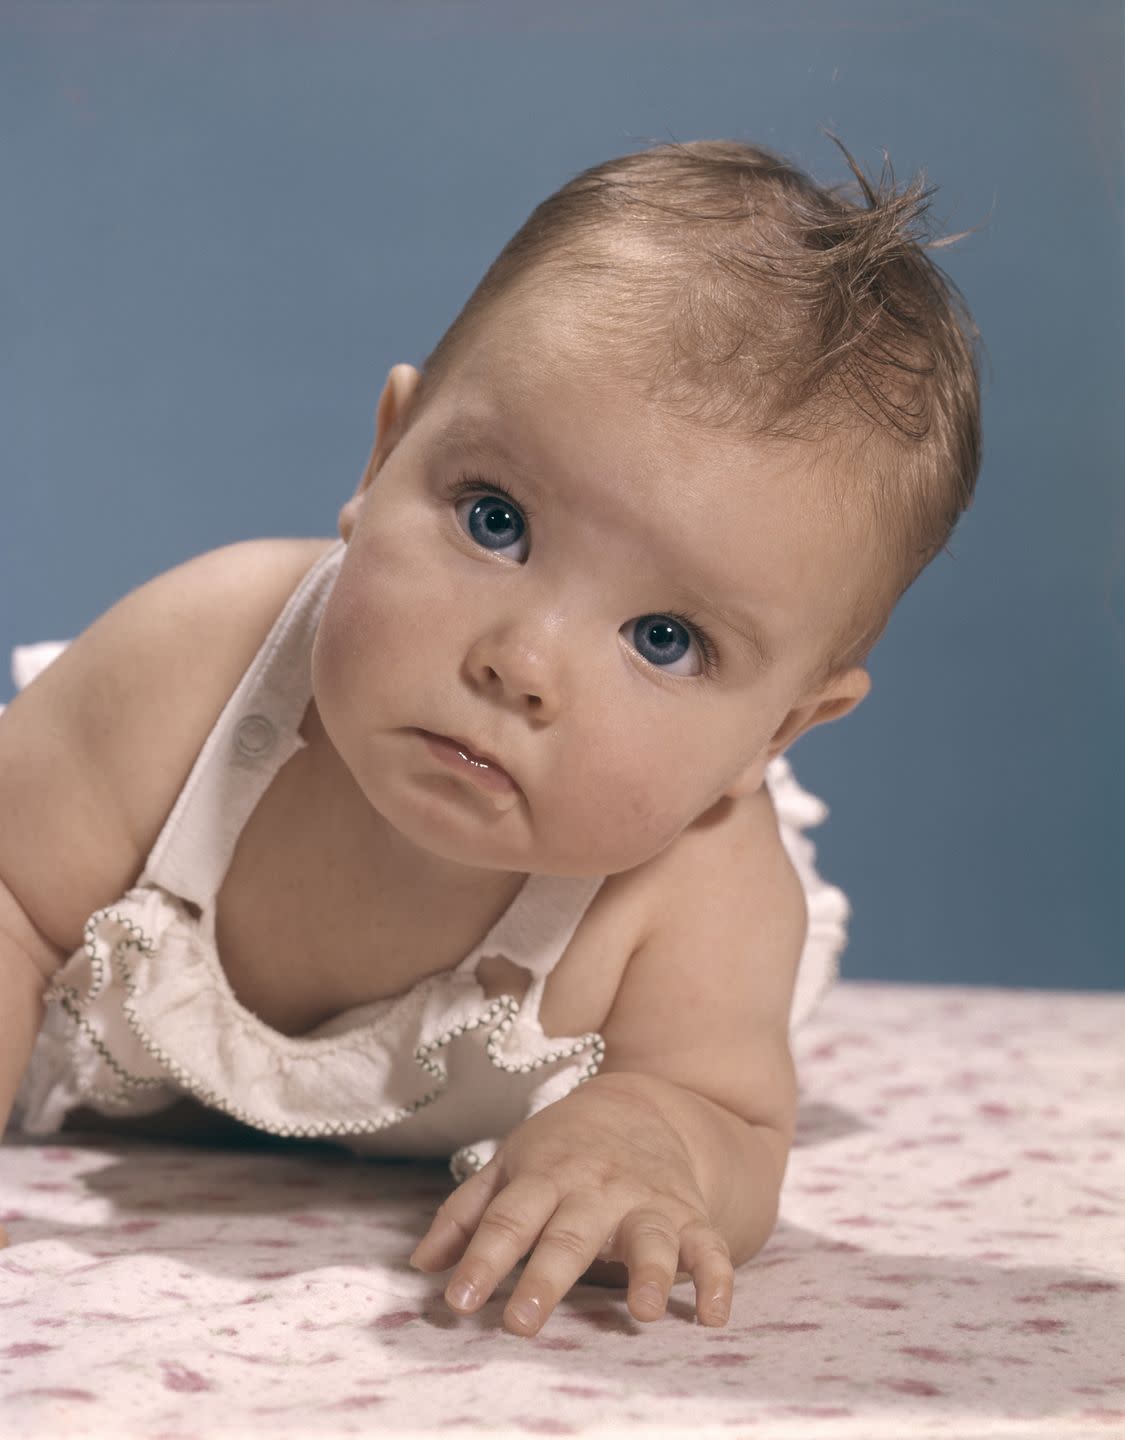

419,133,986,684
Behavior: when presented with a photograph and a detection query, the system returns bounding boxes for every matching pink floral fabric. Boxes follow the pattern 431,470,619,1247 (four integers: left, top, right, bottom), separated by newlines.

2,980,1122,1439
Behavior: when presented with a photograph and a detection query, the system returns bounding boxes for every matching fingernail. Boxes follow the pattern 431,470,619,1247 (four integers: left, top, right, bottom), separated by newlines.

446,1278,479,1310
506,1296,541,1332
707,1291,731,1325
636,1282,665,1314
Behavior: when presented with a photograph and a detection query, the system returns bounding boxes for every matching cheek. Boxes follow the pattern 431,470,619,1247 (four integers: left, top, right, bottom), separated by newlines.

316,536,451,689
550,726,700,869
310,571,366,697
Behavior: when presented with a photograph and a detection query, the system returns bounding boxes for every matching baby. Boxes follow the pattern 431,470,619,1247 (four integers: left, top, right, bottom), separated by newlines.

0,136,982,1337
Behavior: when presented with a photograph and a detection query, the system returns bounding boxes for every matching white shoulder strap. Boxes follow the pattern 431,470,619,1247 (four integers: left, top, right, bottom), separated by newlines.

460,872,605,982
139,542,345,909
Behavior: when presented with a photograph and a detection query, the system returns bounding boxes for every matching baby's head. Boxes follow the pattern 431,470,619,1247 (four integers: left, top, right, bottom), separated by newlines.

421,136,982,689
317,137,983,875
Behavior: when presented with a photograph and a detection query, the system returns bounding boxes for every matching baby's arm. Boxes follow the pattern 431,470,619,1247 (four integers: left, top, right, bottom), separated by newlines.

0,538,334,1216
410,786,805,1334
0,879,62,1244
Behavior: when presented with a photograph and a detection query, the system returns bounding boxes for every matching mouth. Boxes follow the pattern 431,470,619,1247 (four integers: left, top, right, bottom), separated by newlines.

415,729,521,807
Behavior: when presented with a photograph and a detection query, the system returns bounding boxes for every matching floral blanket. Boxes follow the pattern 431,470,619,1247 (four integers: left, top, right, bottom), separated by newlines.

1,980,1122,1440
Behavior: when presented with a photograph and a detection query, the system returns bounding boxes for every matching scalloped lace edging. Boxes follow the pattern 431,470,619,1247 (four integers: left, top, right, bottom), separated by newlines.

38,899,605,1145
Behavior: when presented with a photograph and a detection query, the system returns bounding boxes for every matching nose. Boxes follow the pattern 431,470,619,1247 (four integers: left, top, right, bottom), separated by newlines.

463,615,564,720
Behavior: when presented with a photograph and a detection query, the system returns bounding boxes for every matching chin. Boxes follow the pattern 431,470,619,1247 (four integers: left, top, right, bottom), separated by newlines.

378,773,528,865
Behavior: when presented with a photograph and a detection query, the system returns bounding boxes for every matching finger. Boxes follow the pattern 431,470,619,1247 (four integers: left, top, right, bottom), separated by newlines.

613,1207,682,1322
504,1194,616,1336
443,1173,559,1315
409,1156,506,1271
679,1217,735,1326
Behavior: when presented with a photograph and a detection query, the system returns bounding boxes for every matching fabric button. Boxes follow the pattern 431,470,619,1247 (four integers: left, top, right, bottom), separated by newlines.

234,714,277,758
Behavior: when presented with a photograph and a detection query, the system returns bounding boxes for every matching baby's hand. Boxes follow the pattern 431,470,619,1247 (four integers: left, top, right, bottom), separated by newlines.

409,1076,734,1337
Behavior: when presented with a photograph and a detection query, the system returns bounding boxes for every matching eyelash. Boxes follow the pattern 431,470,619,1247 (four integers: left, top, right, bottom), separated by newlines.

447,472,535,527
444,472,720,677
660,607,720,675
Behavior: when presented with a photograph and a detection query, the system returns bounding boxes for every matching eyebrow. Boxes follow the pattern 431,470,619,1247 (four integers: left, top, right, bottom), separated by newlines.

687,592,776,671
431,419,777,671
433,419,530,484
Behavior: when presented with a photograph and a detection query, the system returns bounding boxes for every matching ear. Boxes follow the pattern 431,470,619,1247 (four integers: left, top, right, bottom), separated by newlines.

339,363,423,540
725,666,872,799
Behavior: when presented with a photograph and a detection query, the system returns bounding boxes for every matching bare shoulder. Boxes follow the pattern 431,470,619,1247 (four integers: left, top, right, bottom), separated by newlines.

545,782,805,1131
0,537,336,966
542,783,804,1042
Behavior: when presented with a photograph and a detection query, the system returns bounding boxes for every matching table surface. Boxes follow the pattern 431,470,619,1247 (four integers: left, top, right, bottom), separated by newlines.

2,980,1123,1440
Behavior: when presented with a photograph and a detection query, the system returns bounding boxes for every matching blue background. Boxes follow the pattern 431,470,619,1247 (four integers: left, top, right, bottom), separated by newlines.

1,1,1121,990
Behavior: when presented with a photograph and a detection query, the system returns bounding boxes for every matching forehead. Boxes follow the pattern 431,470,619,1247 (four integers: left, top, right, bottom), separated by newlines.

417,289,865,666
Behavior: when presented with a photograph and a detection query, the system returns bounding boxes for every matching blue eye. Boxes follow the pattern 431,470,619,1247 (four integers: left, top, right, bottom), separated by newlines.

455,490,528,560
627,615,702,676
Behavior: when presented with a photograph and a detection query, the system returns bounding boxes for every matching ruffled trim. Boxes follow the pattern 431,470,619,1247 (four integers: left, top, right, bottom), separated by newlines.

765,755,850,1030
34,887,605,1145
15,889,172,1132
765,753,829,829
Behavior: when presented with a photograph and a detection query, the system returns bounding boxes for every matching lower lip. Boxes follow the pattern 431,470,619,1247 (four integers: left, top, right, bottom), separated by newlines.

418,731,519,799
